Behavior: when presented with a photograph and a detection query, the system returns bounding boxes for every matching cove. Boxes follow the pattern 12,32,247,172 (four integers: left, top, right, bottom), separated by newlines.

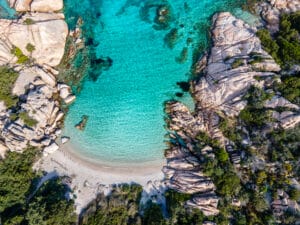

62,0,253,166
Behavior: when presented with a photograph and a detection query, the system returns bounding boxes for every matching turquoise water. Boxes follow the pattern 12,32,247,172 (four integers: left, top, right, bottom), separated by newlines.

0,1,16,19
62,0,253,165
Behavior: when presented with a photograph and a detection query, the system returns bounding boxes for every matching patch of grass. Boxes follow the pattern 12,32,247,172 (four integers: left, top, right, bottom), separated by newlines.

19,111,38,127
0,66,19,108
23,18,35,25
11,46,30,64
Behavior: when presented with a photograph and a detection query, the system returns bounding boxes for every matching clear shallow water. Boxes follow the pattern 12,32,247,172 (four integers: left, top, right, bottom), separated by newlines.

62,0,253,165
0,1,16,19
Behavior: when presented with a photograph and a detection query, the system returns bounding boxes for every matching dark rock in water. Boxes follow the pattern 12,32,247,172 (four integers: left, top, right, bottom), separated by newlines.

86,38,94,46
91,57,113,68
176,81,190,92
75,115,88,131
164,28,179,49
176,47,188,64
176,92,184,97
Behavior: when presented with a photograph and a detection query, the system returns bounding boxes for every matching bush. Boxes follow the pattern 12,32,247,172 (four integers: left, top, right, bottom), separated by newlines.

19,111,38,127
274,73,300,104
142,202,165,225
0,66,19,108
257,12,300,67
26,43,35,53
24,18,35,25
11,46,30,64
231,58,244,69
256,29,280,63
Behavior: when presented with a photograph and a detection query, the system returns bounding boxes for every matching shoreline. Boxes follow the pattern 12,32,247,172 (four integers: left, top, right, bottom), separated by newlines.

35,139,166,213
60,140,166,174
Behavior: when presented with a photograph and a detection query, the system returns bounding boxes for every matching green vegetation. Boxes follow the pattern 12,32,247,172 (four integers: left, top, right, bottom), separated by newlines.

165,189,204,225
0,148,76,225
26,43,35,53
80,184,143,225
23,18,35,25
142,202,165,225
239,86,273,128
274,72,300,104
196,132,241,198
231,58,244,69
257,12,300,67
219,117,242,144
0,66,19,108
11,46,30,64
19,111,38,127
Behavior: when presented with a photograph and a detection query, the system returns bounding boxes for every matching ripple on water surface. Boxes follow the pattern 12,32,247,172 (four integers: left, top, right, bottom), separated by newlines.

62,0,253,166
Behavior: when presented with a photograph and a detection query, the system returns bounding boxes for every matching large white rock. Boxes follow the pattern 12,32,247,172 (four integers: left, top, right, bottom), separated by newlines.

194,12,280,117
9,0,63,12
0,13,68,67
31,0,63,12
257,0,300,33
44,142,59,155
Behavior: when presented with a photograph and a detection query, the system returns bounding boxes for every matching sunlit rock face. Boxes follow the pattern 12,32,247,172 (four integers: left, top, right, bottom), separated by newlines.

0,12,67,67
8,0,63,12
257,0,300,33
0,0,70,155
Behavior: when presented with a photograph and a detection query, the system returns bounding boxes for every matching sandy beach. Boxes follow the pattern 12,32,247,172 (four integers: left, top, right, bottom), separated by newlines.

34,141,166,214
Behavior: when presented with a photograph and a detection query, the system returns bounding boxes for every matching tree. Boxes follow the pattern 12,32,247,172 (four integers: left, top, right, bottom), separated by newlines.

142,202,165,225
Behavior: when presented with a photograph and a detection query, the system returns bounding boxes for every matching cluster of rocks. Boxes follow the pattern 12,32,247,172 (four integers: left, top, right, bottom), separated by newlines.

256,0,300,33
163,12,300,217
0,0,74,156
164,102,220,216
272,189,300,216
194,12,300,131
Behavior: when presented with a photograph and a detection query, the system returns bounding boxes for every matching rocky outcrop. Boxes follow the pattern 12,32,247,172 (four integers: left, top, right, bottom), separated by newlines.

8,0,63,12
256,0,300,33
163,12,299,217
194,12,280,118
0,1,74,155
0,12,68,67
164,102,220,216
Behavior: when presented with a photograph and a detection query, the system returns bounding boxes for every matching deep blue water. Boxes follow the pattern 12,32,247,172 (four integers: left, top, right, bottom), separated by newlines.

62,0,255,165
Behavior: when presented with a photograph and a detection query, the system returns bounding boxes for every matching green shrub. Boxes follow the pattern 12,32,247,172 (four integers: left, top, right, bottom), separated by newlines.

142,202,165,225
11,46,30,64
274,73,300,104
19,111,38,127
24,18,35,25
256,29,280,64
231,58,244,69
26,43,35,53
0,66,19,108
257,13,300,67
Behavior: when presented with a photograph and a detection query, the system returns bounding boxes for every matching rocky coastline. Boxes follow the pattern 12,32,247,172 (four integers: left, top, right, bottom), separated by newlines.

0,0,299,222
163,5,300,218
0,0,76,157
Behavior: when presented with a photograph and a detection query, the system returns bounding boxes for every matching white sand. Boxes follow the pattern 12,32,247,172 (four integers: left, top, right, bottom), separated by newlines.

34,142,166,214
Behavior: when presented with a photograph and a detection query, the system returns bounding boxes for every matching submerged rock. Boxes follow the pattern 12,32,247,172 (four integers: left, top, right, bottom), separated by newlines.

75,115,88,131
61,136,70,144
